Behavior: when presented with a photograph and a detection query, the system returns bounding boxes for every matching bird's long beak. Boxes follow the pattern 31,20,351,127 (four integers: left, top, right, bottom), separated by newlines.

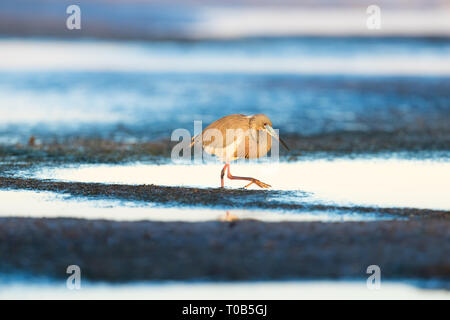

264,125,290,151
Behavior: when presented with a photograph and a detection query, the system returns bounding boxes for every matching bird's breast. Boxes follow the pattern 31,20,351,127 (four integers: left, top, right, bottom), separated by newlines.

202,129,272,161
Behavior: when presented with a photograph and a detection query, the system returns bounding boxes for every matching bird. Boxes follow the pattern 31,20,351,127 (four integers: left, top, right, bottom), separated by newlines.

191,114,289,189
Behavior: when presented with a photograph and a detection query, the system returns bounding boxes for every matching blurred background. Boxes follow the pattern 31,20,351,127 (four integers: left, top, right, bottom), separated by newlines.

0,0,449,145
0,0,449,300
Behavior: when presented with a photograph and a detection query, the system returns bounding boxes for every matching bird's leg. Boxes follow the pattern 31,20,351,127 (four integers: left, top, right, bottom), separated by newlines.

226,164,271,189
220,163,229,188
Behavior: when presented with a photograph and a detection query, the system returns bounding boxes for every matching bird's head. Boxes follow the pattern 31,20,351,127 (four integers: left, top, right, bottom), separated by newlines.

250,114,289,151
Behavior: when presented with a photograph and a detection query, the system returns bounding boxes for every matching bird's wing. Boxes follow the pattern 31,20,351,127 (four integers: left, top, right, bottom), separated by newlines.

201,114,250,151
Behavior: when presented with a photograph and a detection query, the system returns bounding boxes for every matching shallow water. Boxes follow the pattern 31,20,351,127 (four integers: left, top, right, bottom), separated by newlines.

0,278,448,300
0,38,449,143
2,38,450,74
0,189,392,222
29,157,450,211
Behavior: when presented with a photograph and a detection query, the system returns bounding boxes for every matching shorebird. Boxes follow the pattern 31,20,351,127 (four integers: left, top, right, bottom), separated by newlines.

191,114,289,189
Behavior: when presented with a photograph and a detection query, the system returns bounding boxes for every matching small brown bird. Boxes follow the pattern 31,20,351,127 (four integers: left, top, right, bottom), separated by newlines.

192,114,289,189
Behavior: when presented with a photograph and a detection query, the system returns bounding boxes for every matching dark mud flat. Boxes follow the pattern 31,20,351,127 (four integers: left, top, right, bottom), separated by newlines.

0,217,449,284
0,130,448,286
1,128,449,164
0,176,448,285
1,176,449,219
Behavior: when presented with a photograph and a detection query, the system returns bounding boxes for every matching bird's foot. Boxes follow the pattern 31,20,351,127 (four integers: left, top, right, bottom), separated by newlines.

243,179,271,189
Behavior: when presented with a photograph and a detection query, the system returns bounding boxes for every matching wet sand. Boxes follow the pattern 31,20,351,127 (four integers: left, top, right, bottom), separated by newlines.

0,131,448,287
0,172,449,286
1,129,449,164
1,177,449,219
0,217,449,283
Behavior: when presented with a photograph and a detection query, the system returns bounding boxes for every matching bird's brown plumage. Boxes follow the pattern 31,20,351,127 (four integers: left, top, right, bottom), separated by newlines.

192,114,273,162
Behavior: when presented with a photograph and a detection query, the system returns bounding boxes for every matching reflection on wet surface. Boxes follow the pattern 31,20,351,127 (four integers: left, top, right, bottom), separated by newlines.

29,158,450,211
0,190,394,222
0,278,448,300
